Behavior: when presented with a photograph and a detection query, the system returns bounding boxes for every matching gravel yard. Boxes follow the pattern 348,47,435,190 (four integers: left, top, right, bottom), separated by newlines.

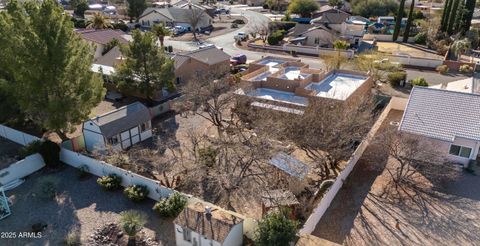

0,166,175,246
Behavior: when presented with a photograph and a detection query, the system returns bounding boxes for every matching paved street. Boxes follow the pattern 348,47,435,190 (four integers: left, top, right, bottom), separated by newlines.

164,6,467,83
163,5,326,69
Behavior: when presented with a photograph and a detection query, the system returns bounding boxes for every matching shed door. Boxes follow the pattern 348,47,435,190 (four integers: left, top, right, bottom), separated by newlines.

130,126,140,145
121,130,131,149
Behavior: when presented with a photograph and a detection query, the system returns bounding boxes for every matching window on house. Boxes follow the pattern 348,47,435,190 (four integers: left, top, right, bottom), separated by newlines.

107,135,119,145
314,37,320,44
449,144,472,158
140,122,150,132
183,228,192,242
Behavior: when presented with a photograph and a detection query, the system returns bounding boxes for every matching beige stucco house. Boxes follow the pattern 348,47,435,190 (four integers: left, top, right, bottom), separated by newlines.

173,47,230,84
138,7,212,31
77,29,128,60
399,84,480,167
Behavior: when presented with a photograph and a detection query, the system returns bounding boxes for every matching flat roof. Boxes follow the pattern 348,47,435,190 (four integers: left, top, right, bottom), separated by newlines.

305,73,368,100
246,88,308,106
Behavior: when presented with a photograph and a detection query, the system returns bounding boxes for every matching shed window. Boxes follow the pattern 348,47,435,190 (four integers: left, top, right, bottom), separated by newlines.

314,37,320,44
183,228,192,242
107,136,119,145
449,144,472,158
140,122,150,132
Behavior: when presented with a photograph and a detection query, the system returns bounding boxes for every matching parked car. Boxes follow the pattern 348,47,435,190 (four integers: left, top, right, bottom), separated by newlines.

230,54,247,65
234,32,247,41
215,8,230,14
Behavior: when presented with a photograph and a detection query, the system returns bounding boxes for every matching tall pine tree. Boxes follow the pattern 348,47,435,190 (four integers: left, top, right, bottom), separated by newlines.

393,0,406,41
440,0,452,32
115,30,175,101
447,0,461,34
0,0,104,139
463,0,476,32
403,0,415,42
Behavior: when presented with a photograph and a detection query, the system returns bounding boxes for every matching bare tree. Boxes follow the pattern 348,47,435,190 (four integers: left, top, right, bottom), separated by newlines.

187,7,207,41
246,96,376,180
174,72,235,135
373,128,460,190
248,22,270,43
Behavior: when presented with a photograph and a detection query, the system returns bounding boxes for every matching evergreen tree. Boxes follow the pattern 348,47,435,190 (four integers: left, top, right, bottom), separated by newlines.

463,0,476,32
393,0,406,41
440,0,452,32
127,0,147,22
447,0,461,34
255,209,299,246
403,0,415,42
0,0,104,139
115,30,175,101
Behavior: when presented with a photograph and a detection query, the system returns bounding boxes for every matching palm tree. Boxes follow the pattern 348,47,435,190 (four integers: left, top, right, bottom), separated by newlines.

119,210,147,246
451,39,471,61
152,23,171,47
86,12,113,29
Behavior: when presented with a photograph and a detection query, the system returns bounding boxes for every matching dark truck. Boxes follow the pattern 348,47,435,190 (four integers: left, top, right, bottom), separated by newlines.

230,54,247,66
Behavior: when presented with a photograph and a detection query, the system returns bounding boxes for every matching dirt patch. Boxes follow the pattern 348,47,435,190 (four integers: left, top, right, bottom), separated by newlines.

311,110,480,246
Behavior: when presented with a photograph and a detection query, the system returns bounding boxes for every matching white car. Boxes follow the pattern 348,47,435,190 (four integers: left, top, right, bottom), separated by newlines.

234,32,247,41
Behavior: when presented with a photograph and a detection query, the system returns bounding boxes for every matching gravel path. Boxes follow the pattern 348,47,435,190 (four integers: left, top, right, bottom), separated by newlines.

0,166,175,246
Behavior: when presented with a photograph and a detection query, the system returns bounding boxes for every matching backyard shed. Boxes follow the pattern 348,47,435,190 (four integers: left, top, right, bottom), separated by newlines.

83,102,152,151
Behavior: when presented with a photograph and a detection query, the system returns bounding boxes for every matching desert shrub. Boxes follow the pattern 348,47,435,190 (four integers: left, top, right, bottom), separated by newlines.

411,77,429,87
414,32,427,45
232,19,245,24
435,65,449,74
36,176,60,200
21,140,61,167
71,17,86,28
387,71,407,86
19,140,43,159
267,30,285,45
152,192,188,218
64,228,81,246
39,140,61,168
269,21,296,31
124,185,149,202
255,208,299,246
97,174,122,191
459,64,473,73
77,165,90,179
231,23,239,28
263,3,269,9
113,22,128,32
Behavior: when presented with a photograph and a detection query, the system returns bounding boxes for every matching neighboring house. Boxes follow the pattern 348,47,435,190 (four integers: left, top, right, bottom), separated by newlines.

399,85,480,167
174,46,230,84
291,25,337,47
174,202,244,246
83,102,152,152
311,6,350,29
174,2,216,17
236,56,372,113
138,7,213,30
77,29,128,59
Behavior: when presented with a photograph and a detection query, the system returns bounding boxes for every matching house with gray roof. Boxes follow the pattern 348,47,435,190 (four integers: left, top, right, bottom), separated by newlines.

138,7,212,31
399,86,480,166
82,102,152,151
